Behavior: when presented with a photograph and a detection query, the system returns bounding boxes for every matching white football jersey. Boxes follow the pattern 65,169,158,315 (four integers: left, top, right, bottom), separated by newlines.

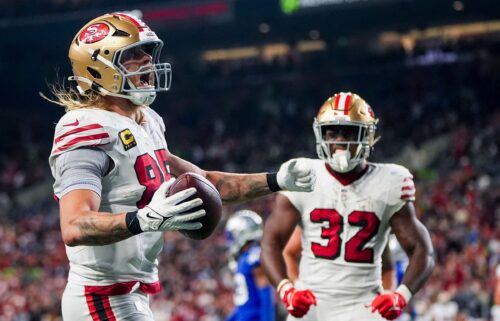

49,107,172,287
281,158,415,306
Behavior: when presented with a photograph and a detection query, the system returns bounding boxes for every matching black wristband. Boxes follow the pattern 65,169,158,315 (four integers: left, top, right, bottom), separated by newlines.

266,172,281,192
126,211,143,235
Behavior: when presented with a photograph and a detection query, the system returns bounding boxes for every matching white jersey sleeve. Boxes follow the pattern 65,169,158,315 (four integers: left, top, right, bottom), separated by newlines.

52,148,109,198
385,164,415,218
50,109,114,158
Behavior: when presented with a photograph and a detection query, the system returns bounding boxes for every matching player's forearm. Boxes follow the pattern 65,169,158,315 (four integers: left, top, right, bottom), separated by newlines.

261,242,289,287
206,171,271,204
169,154,274,203
401,244,434,294
63,211,133,246
382,270,396,291
283,252,300,282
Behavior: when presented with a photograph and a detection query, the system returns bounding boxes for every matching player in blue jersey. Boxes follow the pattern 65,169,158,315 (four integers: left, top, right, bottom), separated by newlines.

225,210,275,321
388,235,409,287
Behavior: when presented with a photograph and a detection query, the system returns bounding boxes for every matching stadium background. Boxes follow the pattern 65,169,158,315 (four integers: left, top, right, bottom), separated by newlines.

0,0,499,320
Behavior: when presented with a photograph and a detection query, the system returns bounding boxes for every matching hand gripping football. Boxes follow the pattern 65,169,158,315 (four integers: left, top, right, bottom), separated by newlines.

167,172,222,240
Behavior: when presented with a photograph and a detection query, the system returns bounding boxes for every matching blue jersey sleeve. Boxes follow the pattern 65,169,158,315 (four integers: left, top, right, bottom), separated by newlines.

258,286,275,321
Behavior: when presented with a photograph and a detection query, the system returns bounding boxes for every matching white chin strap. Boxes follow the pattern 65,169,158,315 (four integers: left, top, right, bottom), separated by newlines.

129,91,156,106
328,150,360,173
68,76,156,106
126,79,156,106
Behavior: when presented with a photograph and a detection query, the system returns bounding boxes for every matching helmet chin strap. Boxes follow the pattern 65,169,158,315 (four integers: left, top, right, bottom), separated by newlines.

328,150,360,173
68,76,156,106
126,79,156,106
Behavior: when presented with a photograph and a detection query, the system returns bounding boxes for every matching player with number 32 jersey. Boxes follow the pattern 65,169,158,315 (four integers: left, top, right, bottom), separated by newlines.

261,92,435,321
282,160,411,316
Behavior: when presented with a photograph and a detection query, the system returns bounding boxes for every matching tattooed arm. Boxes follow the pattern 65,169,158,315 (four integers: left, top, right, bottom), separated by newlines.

168,153,272,204
205,171,271,204
59,189,132,246
59,149,274,246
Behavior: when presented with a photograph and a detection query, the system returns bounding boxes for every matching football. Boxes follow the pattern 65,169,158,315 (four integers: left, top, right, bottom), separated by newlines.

167,172,222,240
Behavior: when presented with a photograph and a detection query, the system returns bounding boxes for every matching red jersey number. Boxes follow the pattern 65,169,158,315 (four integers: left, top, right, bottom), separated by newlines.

134,149,172,208
310,209,343,260
310,209,380,263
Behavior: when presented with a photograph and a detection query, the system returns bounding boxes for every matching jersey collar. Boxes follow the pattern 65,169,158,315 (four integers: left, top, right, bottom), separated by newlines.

325,162,369,186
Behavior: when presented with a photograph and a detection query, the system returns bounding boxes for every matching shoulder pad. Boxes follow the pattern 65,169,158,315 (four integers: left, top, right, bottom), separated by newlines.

51,109,112,157
385,164,415,204
245,245,261,267
143,107,165,133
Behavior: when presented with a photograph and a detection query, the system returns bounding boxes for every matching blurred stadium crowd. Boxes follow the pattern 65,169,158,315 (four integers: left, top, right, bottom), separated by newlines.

0,13,499,321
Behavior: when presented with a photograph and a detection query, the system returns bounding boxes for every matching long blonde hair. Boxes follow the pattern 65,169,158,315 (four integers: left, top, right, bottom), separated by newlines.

40,81,109,112
41,79,146,124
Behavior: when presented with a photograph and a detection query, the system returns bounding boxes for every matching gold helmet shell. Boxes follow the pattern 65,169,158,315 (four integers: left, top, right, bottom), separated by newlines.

313,92,379,171
68,13,172,105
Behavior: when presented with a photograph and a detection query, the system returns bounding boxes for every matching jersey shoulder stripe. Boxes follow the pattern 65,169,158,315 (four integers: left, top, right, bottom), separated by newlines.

50,109,117,158
54,123,104,143
52,123,111,156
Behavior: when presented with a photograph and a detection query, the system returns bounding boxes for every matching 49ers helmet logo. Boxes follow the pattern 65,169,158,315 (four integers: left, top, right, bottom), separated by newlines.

79,23,110,44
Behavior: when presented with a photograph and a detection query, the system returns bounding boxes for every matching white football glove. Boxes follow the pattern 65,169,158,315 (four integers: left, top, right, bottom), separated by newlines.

277,158,316,192
136,179,206,232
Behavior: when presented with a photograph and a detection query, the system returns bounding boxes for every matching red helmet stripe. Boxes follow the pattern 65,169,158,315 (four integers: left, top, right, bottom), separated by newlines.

343,93,352,115
333,94,341,110
113,13,147,30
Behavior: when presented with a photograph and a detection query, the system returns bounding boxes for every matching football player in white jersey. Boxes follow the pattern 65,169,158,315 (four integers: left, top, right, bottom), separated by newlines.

45,13,315,321
282,226,395,321
261,92,434,320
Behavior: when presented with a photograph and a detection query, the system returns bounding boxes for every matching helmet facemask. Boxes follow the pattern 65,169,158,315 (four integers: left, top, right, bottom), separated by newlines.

314,120,376,173
115,41,172,106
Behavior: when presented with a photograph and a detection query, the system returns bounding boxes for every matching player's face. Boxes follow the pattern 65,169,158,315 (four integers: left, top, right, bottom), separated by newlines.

323,125,360,155
120,45,155,88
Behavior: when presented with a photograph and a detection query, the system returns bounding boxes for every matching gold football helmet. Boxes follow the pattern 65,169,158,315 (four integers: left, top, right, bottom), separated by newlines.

313,92,379,172
68,12,172,106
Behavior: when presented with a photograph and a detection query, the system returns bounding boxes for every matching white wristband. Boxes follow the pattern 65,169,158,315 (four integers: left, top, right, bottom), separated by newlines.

396,284,413,302
277,279,293,300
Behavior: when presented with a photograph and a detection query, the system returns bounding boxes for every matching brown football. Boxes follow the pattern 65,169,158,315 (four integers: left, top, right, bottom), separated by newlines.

167,172,222,240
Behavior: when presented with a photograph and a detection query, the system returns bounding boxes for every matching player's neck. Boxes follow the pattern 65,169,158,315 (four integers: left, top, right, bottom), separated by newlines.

105,96,144,124
325,161,368,186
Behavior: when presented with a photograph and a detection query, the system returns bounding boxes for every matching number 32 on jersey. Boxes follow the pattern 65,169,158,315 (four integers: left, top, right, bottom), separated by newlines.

310,209,380,263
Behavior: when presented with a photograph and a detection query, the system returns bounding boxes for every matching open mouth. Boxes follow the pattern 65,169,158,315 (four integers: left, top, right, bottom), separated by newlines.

139,73,153,88
333,147,348,153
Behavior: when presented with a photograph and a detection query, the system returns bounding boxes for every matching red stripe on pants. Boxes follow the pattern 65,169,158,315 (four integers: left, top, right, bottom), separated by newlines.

101,295,117,321
85,292,116,321
85,293,100,321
